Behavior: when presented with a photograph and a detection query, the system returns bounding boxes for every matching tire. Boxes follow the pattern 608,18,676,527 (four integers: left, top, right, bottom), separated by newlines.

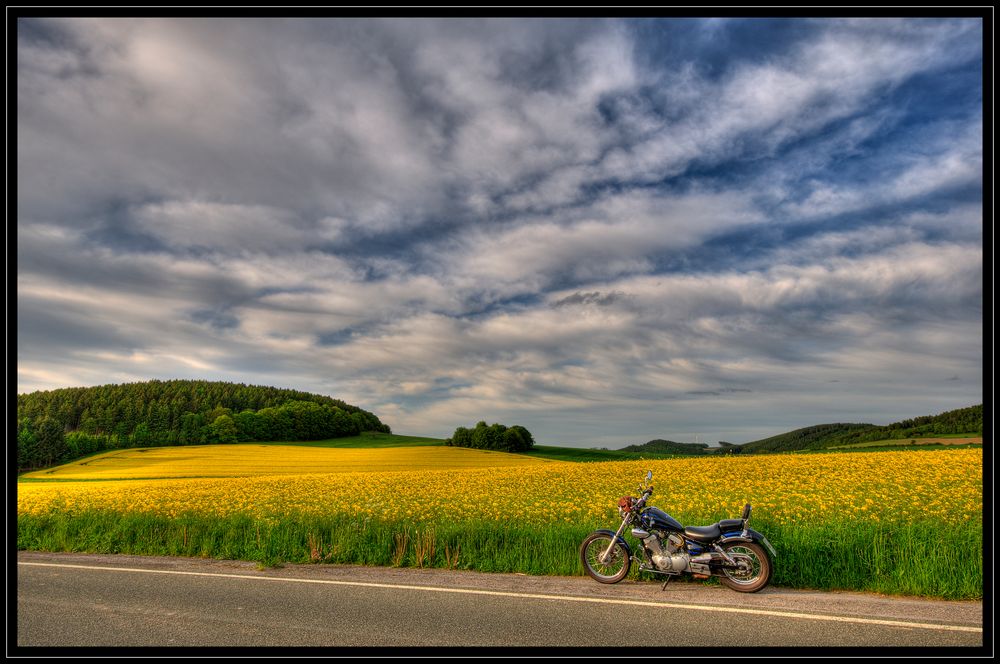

580,532,631,584
718,541,772,593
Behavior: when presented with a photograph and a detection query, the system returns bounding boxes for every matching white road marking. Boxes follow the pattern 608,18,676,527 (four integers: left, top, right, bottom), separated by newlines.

19,561,981,634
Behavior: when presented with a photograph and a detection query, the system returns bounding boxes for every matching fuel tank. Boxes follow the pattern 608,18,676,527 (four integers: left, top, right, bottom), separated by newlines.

640,506,684,533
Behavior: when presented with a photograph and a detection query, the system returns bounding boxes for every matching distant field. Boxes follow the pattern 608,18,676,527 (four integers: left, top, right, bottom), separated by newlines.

262,434,701,460
271,434,704,460
521,445,697,462
829,436,982,450
254,431,446,448
18,444,550,481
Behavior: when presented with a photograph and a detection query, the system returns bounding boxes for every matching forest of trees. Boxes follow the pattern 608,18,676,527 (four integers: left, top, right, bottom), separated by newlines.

445,421,535,453
16,380,391,471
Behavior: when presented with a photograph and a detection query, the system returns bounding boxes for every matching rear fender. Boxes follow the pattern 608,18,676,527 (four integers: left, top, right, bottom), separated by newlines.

718,528,777,559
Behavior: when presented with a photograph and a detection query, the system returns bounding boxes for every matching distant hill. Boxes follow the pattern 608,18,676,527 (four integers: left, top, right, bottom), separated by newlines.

739,404,983,453
739,423,876,453
821,404,982,448
16,379,390,471
618,439,712,455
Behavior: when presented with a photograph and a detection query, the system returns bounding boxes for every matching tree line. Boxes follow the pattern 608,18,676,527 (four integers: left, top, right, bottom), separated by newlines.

445,421,535,453
16,380,390,472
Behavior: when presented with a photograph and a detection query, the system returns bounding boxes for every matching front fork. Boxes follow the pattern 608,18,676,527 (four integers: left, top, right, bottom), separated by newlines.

601,516,631,563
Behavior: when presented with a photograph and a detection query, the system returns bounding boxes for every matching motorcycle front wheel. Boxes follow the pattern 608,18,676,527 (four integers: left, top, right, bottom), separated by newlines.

718,541,772,593
580,532,631,583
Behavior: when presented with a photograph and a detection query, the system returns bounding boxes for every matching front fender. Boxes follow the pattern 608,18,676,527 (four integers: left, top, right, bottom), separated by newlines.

591,529,633,558
719,528,777,559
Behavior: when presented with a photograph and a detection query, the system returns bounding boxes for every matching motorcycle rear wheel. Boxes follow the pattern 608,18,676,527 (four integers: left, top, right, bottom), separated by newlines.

718,541,772,593
580,532,631,583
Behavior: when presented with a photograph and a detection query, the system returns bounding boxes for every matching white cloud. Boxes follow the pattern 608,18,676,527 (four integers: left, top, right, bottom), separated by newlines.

133,201,307,251
598,19,980,186
17,18,984,443
436,187,764,300
783,119,983,220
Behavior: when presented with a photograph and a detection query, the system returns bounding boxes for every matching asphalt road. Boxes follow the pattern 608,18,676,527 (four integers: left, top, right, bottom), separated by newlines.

15,551,985,652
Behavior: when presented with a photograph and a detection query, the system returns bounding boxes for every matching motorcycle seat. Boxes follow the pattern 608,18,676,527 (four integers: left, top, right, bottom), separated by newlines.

684,519,744,542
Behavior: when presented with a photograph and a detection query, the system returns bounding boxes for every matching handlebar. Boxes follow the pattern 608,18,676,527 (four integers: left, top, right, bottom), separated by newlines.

618,485,654,515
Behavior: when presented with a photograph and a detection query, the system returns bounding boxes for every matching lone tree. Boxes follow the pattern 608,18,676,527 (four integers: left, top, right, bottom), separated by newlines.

502,425,534,452
446,422,535,453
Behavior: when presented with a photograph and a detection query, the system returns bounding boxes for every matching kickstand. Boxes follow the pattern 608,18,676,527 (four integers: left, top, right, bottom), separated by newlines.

661,576,671,591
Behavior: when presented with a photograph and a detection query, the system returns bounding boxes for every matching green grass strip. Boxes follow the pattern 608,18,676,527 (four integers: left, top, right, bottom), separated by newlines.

17,511,981,600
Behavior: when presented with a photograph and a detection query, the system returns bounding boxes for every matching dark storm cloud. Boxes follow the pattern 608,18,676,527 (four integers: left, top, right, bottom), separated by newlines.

16,17,983,444
552,291,628,308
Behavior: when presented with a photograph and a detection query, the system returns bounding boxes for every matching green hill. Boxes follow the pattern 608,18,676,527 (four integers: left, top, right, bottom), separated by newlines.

16,379,390,471
739,404,983,453
739,423,876,453
618,438,712,455
822,404,982,448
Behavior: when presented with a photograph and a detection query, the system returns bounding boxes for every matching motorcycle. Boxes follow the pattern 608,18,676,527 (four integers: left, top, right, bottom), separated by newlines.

580,470,776,592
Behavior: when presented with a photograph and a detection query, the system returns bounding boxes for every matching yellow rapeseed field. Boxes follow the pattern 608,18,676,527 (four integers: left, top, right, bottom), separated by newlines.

19,444,551,480
18,446,981,528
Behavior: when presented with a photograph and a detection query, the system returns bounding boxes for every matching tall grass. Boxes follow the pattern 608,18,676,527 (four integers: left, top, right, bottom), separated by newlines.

17,510,982,599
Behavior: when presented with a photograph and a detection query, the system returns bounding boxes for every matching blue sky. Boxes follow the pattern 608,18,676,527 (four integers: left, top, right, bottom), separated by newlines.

16,18,984,446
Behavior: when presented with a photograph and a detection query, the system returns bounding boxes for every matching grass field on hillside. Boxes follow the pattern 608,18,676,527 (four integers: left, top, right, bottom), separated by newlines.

259,434,705,461
829,435,982,450
19,444,549,480
520,445,702,462
254,431,447,448
260,434,705,461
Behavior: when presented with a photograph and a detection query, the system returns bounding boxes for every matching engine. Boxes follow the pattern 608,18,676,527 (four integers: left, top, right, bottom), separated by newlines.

633,529,690,572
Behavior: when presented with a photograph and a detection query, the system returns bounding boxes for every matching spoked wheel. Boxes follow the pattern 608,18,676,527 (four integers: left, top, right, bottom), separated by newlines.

719,541,772,593
580,532,631,584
